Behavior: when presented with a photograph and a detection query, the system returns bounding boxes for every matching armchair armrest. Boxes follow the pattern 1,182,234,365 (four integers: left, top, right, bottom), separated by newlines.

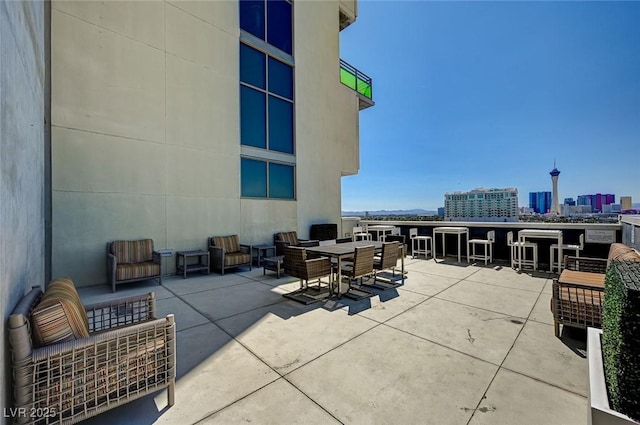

563,255,607,273
240,244,252,254
153,250,162,265
84,292,156,333
298,239,320,248
275,240,291,256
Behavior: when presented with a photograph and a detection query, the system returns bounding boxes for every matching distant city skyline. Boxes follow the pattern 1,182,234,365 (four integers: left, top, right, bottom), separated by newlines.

340,1,640,211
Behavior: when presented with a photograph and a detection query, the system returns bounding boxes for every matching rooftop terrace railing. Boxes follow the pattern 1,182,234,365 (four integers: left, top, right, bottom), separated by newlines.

340,59,372,100
341,218,626,267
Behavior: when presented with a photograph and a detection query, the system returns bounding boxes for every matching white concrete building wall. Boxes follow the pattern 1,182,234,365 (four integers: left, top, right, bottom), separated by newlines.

51,0,361,285
0,0,46,417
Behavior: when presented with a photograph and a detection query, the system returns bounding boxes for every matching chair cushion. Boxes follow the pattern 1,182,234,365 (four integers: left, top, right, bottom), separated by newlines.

223,252,251,267
212,235,241,253
116,262,161,281
31,278,90,347
112,239,154,264
607,243,640,266
277,231,298,245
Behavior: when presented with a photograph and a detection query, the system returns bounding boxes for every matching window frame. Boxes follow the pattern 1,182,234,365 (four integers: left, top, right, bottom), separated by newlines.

240,156,296,200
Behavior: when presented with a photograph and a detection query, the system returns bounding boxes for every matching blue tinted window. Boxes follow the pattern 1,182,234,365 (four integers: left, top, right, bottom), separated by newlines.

267,0,292,54
269,163,294,199
241,158,267,197
268,57,293,100
268,96,293,154
240,0,265,39
240,86,266,148
240,44,266,89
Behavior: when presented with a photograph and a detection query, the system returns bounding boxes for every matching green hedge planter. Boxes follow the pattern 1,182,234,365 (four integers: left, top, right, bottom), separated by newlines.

602,261,640,421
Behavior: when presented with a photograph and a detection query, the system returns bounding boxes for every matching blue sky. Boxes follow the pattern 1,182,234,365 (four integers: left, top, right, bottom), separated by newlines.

339,1,640,211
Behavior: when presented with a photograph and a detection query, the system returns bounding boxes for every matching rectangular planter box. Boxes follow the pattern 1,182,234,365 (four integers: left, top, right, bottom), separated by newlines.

588,328,640,425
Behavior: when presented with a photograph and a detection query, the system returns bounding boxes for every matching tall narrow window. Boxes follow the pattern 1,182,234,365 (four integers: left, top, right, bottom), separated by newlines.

240,0,295,200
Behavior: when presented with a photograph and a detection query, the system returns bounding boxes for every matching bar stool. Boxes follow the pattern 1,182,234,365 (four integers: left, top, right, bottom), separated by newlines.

550,234,584,273
409,228,432,259
468,230,495,265
507,231,538,270
352,226,371,241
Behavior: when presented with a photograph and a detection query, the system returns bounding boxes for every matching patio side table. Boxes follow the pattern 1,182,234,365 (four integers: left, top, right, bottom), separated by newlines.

176,250,210,279
263,256,284,279
252,244,276,267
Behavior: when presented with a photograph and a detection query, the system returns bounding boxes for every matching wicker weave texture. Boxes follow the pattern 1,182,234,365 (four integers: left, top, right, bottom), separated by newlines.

283,246,332,284
564,256,608,274
374,242,399,271
9,290,176,425
552,279,604,336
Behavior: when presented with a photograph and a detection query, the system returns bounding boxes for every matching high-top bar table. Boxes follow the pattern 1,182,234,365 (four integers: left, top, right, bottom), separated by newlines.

433,227,469,263
518,229,563,273
366,225,396,242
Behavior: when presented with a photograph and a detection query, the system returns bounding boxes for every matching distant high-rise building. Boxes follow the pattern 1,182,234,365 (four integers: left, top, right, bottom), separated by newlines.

529,191,552,214
564,197,575,206
621,196,632,210
437,207,445,217
577,193,616,213
550,164,561,215
445,188,518,222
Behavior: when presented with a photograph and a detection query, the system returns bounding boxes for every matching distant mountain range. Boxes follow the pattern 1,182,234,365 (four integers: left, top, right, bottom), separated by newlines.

342,209,438,216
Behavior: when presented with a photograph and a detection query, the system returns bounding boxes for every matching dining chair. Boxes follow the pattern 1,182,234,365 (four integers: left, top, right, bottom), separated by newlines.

283,246,332,304
507,231,538,270
363,241,403,290
550,233,584,273
339,245,375,300
468,230,495,265
409,228,432,259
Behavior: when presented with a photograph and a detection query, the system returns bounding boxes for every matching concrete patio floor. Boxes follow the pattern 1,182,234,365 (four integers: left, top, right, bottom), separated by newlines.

78,256,588,425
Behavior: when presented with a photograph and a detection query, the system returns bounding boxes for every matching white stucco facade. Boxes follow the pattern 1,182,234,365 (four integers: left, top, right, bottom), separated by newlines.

50,0,365,285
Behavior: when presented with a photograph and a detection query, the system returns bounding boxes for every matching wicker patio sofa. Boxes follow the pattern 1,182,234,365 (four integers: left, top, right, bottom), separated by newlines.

8,278,176,424
107,239,162,292
551,243,640,337
208,234,252,275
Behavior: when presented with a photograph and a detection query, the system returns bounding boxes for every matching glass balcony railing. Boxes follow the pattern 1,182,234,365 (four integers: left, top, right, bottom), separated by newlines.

340,59,373,104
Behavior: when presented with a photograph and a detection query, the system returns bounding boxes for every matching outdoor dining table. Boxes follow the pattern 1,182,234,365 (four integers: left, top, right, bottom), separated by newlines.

432,226,469,263
366,225,396,241
518,229,563,273
306,240,405,296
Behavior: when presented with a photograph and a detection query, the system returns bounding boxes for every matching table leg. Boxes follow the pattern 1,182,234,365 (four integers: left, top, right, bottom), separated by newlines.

442,233,446,260
518,236,523,271
466,231,470,263
558,234,563,273
432,230,437,258
337,256,343,296
401,245,405,283
183,255,187,279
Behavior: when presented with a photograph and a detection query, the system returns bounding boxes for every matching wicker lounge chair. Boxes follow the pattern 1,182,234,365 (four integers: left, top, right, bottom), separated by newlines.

8,279,176,424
